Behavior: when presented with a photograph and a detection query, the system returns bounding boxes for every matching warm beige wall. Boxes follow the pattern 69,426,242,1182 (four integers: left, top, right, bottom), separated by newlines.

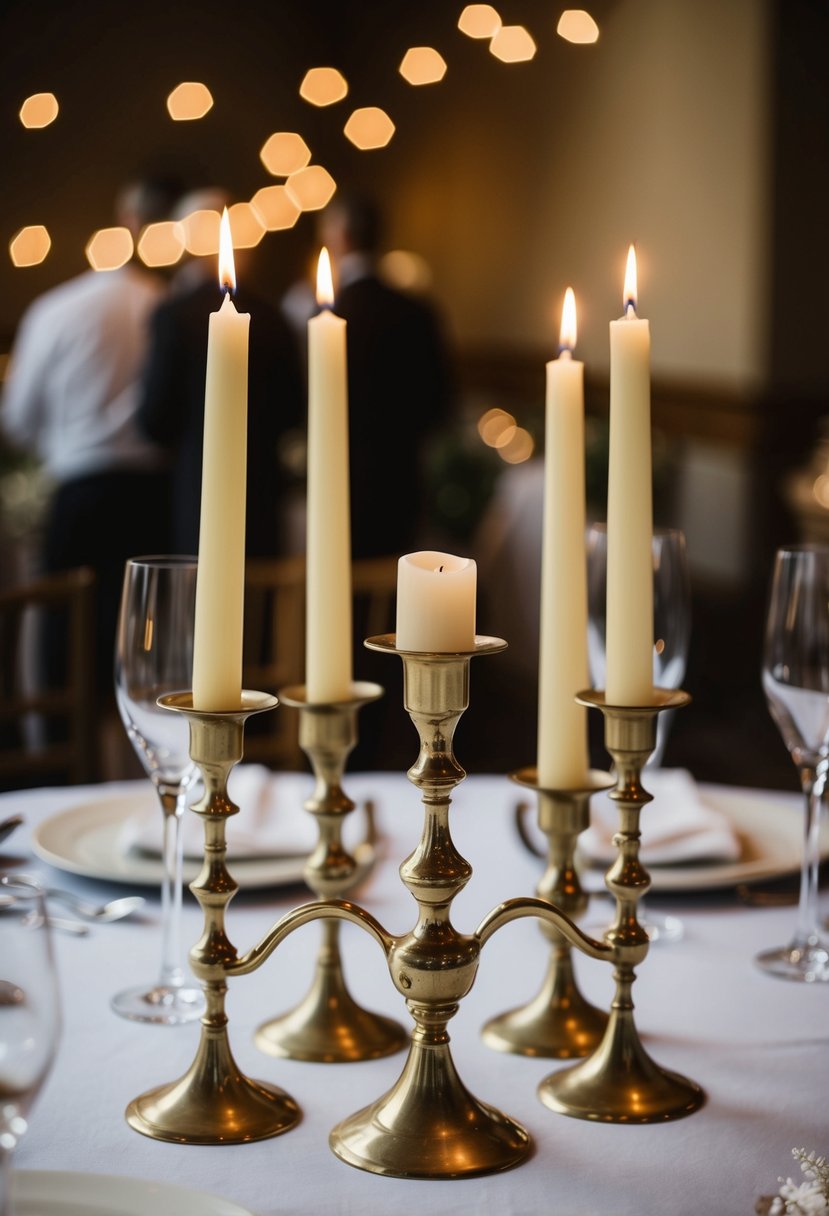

383,0,772,393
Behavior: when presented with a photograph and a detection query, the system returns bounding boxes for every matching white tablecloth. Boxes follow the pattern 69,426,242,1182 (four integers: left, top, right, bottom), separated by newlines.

3,772,827,1215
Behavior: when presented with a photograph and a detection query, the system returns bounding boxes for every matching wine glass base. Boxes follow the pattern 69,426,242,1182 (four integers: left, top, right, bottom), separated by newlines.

754,943,829,983
111,982,205,1025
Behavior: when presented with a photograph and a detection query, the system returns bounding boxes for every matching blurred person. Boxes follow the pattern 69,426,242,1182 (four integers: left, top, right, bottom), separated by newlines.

0,173,179,743
137,187,305,560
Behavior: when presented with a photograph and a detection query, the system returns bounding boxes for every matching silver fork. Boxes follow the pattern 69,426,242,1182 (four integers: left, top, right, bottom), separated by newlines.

44,890,146,923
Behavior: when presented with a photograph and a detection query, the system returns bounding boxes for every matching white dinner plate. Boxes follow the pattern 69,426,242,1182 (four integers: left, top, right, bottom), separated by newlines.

13,1170,256,1215
31,791,308,890
581,785,829,893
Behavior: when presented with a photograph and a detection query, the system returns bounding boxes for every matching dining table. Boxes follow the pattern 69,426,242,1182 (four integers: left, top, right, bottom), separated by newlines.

2,766,827,1216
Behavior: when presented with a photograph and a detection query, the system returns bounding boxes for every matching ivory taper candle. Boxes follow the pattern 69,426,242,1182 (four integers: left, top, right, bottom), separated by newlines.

606,245,654,705
192,208,249,711
537,287,590,787
305,247,353,701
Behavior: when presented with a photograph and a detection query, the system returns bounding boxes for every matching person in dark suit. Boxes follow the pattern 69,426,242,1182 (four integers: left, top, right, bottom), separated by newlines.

137,188,305,561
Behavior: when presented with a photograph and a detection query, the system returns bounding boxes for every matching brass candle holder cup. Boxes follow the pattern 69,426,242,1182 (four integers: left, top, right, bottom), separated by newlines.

534,687,706,1124
482,766,614,1059
254,682,408,1063
125,691,301,1145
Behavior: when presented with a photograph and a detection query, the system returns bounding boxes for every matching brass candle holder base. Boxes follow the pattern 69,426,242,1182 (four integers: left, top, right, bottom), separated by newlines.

536,689,705,1124
125,692,301,1145
481,767,613,1060
254,682,407,1064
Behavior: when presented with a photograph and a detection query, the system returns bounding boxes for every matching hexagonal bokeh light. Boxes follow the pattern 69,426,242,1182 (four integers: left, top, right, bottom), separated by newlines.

166,81,214,120
299,67,348,107
285,166,337,212
489,25,537,62
9,225,51,267
379,250,433,294
557,10,600,44
499,427,534,464
458,5,502,39
19,92,59,129
228,201,265,248
260,131,311,177
179,209,222,257
343,107,395,151
85,227,134,271
250,185,301,231
478,407,517,449
137,222,184,268
399,47,447,86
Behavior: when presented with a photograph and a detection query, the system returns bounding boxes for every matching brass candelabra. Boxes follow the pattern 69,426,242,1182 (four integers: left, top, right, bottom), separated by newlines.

254,681,407,1063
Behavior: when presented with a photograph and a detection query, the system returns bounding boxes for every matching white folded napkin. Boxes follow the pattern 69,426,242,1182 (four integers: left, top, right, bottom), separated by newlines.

119,766,319,861
579,768,742,866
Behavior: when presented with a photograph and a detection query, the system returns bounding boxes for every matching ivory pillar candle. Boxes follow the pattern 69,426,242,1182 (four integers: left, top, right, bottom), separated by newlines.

192,208,249,711
536,287,590,788
305,247,353,702
606,245,654,705
396,551,476,652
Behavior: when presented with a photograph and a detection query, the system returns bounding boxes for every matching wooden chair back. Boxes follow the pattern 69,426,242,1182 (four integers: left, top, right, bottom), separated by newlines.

242,554,398,770
0,566,96,790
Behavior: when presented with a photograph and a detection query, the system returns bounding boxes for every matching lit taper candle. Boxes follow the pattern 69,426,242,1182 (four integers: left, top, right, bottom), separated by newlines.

306,247,353,702
537,288,590,787
192,208,249,711
606,245,654,705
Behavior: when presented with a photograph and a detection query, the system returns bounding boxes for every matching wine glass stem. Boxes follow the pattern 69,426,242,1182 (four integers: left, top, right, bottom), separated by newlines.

0,1144,10,1216
796,765,826,950
156,783,187,991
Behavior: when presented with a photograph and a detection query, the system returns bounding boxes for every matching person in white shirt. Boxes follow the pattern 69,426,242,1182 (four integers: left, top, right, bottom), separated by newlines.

0,175,180,748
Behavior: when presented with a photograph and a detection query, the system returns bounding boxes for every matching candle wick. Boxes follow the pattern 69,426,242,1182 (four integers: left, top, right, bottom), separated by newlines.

625,300,637,319
558,346,573,360
438,565,444,572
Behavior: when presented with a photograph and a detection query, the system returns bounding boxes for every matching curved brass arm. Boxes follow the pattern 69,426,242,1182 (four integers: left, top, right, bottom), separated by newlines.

227,898,394,977
476,896,612,962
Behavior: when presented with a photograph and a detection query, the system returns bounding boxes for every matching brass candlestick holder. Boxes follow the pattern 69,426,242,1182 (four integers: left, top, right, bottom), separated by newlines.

254,682,408,1063
535,688,706,1124
481,766,613,1059
125,691,301,1145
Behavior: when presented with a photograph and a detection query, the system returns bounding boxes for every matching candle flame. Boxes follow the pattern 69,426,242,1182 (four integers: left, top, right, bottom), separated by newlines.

218,207,236,292
316,246,334,307
559,286,577,353
623,243,637,315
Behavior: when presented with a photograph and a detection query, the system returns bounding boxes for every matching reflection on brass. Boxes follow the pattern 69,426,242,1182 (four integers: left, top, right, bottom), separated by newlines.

254,682,407,1063
536,689,706,1123
482,767,613,1059
125,691,301,1145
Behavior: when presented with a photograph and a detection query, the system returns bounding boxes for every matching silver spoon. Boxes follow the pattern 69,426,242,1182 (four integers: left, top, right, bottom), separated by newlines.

44,890,146,923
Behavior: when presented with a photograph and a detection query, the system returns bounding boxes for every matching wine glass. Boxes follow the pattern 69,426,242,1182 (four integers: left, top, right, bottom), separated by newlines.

0,875,61,1216
759,544,829,982
585,523,691,944
113,555,205,1023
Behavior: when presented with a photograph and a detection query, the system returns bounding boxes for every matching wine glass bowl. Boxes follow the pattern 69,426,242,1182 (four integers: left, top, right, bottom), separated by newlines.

112,555,204,1024
759,544,829,983
0,875,61,1216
